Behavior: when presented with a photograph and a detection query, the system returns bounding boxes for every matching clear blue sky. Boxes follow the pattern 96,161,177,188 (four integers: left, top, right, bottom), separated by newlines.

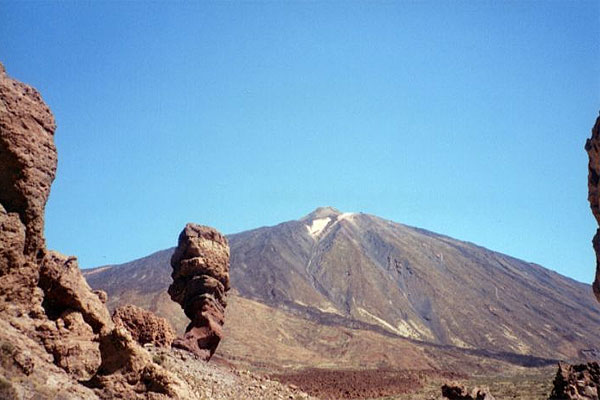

2,1,599,283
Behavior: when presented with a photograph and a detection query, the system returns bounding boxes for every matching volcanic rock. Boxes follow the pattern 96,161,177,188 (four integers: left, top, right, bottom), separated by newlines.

549,362,600,400
0,63,195,399
0,62,57,258
168,223,230,360
585,114,600,302
441,383,496,400
112,304,176,347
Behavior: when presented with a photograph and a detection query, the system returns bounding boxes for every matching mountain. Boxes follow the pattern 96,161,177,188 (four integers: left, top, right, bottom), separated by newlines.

85,207,600,367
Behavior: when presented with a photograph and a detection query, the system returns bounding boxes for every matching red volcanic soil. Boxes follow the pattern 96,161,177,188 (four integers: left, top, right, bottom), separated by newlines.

271,369,464,400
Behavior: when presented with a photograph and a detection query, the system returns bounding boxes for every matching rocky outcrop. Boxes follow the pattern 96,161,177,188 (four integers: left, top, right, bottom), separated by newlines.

441,383,496,400
585,114,600,302
549,362,600,400
0,63,56,258
168,223,230,360
112,304,176,347
0,63,195,399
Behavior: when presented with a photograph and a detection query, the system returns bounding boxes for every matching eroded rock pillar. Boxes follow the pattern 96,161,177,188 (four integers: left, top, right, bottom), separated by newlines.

168,223,230,360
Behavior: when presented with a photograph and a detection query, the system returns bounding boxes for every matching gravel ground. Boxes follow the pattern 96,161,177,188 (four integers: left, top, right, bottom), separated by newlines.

146,345,319,400
145,344,556,400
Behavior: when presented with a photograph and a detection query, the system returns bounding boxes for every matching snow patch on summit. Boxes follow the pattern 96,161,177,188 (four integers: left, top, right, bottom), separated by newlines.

338,212,356,223
306,217,331,238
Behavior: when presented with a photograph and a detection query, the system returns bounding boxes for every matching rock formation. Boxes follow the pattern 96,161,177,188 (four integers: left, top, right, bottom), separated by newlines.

548,362,599,400
0,62,57,259
168,223,230,360
112,304,176,347
585,114,600,302
0,63,195,399
441,383,496,400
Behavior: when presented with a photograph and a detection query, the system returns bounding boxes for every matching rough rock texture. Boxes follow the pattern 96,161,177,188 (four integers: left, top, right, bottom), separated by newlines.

0,63,195,399
168,223,230,360
0,63,56,258
549,362,600,400
112,304,176,348
441,383,496,400
585,114,600,302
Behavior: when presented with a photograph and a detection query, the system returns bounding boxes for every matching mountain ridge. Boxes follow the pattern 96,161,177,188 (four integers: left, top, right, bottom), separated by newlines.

85,207,600,366
88,205,591,288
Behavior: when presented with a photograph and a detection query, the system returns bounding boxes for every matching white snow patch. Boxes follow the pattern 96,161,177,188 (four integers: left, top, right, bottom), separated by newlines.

306,217,331,238
337,212,357,223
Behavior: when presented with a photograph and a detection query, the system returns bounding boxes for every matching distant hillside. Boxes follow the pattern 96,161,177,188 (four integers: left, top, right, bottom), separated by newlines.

85,207,600,366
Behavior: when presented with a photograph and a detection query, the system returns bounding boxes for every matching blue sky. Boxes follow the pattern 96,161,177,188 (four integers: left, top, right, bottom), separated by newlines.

1,1,599,283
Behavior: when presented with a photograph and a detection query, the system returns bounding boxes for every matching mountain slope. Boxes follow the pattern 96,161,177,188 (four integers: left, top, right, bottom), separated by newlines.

85,207,600,361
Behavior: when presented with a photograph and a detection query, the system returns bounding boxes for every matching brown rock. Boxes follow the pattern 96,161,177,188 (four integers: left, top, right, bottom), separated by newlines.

549,362,600,400
86,325,193,399
42,309,103,381
168,223,230,360
585,114,600,302
94,289,108,304
0,61,57,257
0,60,55,311
442,383,495,400
39,251,112,331
112,304,176,347
0,63,196,399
